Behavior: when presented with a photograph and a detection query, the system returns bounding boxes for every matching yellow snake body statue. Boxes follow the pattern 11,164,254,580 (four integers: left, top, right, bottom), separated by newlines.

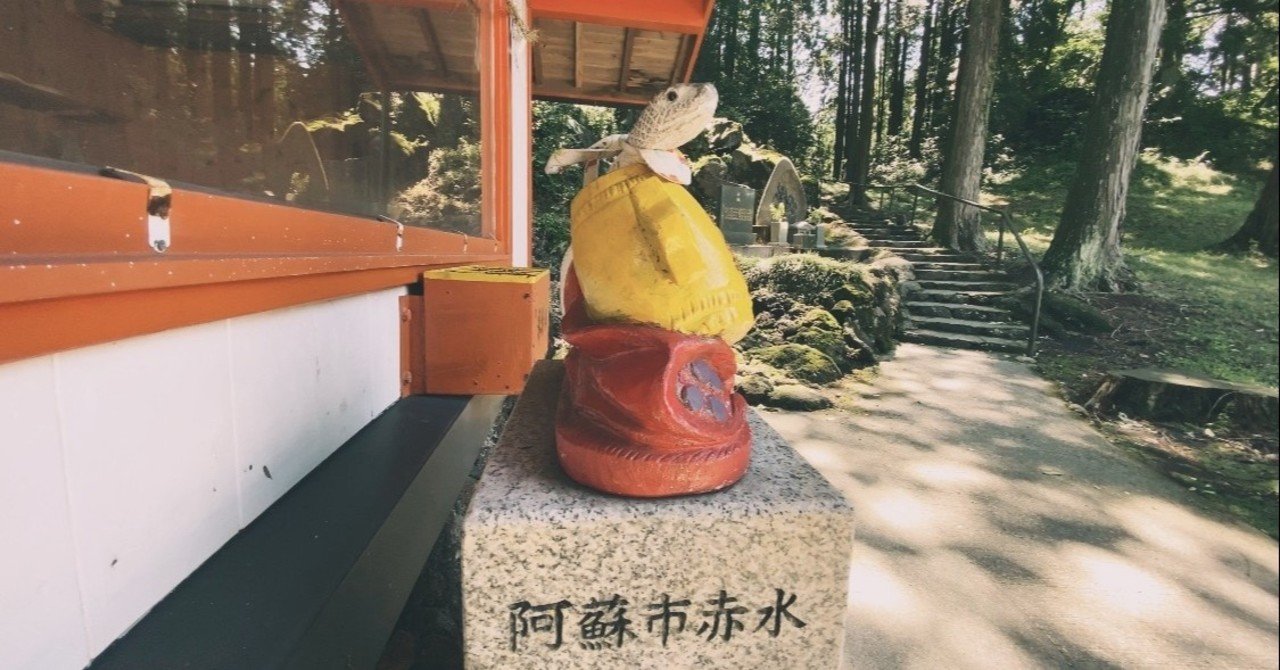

545,85,753,344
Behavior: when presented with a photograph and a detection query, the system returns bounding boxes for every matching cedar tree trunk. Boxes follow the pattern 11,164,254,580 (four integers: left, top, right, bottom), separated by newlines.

849,0,881,206
931,0,1002,251
1042,0,1166,291
909,0,935,158
1219,161,1279,257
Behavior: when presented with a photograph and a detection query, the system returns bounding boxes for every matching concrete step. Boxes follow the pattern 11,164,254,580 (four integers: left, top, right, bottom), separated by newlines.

904,301,1016,322
907,316,1030,338
909,261,988,271
866,238,932,248
855,232,921,243
909,289,1009,305
850,226,919,238
913,268,1008,282
898,250,975,262
917,279,1018,292
902,328,1026,353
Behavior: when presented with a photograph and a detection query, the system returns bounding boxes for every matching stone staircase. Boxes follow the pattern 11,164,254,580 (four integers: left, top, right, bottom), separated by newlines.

847,215,1031,354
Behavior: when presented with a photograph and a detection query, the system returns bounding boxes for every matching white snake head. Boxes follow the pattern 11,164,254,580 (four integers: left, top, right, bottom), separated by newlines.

628,83,719,152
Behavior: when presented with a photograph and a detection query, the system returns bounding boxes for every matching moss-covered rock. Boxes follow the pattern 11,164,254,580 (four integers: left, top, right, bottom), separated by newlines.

684,117,745,158
734,246,911,378
831,283,877,329
744,254,867,299
767,384,834,411
728,143,787,188
829,300,857,325
788,308,849,368
690,154,729,212
806,206,834,223
796,307,841,332
736,372,774,405
842,324,879,365
751,288,802,318
793,329,846,368
747,344,842,384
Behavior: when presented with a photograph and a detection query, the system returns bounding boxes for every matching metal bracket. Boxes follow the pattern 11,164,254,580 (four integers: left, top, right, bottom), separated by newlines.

377,215,406,251
100,166,173,253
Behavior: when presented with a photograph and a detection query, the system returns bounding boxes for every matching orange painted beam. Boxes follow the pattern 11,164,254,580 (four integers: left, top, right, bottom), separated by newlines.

0,161,496,259
529,0,712,34
483,0,514,248
0,263,498,365
1,253,503,305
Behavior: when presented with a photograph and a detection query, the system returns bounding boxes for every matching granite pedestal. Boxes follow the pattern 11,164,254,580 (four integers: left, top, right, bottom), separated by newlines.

461,361,855,669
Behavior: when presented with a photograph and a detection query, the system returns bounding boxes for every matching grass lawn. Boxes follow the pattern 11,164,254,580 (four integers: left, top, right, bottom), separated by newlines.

978,151,1278,537
986,151,1279,388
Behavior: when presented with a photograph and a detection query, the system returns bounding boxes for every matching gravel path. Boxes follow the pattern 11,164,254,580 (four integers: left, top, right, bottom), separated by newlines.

762,343,1279,669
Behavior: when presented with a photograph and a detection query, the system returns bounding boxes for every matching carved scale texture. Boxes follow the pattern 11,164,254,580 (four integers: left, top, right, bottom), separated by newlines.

627,84,719,151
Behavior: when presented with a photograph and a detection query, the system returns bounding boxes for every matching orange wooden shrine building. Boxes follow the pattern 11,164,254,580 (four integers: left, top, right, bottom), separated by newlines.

0,0,714,667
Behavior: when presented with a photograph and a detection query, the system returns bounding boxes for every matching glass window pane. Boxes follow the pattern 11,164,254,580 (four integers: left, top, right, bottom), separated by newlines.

0,0,483,236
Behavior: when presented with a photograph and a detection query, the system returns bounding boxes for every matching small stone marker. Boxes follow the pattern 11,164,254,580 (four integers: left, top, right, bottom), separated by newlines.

717,182,757,245
462,361,855,669
754,157,809,233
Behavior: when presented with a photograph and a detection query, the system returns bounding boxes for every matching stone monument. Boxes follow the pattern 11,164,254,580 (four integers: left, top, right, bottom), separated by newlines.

717,182,757,245
754,157,809,235
461,361,855,669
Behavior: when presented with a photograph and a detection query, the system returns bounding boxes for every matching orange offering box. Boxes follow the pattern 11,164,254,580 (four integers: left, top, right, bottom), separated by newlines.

422,265,550,395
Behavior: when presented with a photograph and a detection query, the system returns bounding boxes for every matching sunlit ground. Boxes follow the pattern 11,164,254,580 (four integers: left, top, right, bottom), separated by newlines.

765,344,1279,669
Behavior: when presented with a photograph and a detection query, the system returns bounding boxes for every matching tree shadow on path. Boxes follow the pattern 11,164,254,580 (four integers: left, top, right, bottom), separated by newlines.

764,343,1279,669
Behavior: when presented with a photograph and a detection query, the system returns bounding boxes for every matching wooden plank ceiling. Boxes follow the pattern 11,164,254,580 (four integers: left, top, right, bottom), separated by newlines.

338,1,702,106
531,19,693,106
337,1,481,94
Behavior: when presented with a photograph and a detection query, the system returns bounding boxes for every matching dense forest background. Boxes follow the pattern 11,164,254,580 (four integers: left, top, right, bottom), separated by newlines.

690,0,1276,185
533,0,1278,390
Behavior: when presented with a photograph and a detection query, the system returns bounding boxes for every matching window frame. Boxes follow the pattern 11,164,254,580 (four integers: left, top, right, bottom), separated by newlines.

0,0,517,365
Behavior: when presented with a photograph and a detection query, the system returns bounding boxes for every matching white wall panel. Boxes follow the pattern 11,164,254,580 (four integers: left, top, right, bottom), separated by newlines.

228,299,325,523
0,357,90,670
0,288,403,667
56,325,240,656
230,290,402,523
509,0,532,267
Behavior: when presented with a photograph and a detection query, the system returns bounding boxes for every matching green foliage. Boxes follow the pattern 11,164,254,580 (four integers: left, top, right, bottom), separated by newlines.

1147,91,1277,174
714,74,820,173
993,6,1104,153
531,102,617,274
532,211,570,276
869,134,939,184
990,3,1277,170
392,140,481,234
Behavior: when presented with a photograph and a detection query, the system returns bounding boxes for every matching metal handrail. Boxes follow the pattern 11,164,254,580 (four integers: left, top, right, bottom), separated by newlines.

849,182,908,212
908,183,1043,356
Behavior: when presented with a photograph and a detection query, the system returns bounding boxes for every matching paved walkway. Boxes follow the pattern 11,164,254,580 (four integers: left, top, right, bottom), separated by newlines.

762,344,1279,669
